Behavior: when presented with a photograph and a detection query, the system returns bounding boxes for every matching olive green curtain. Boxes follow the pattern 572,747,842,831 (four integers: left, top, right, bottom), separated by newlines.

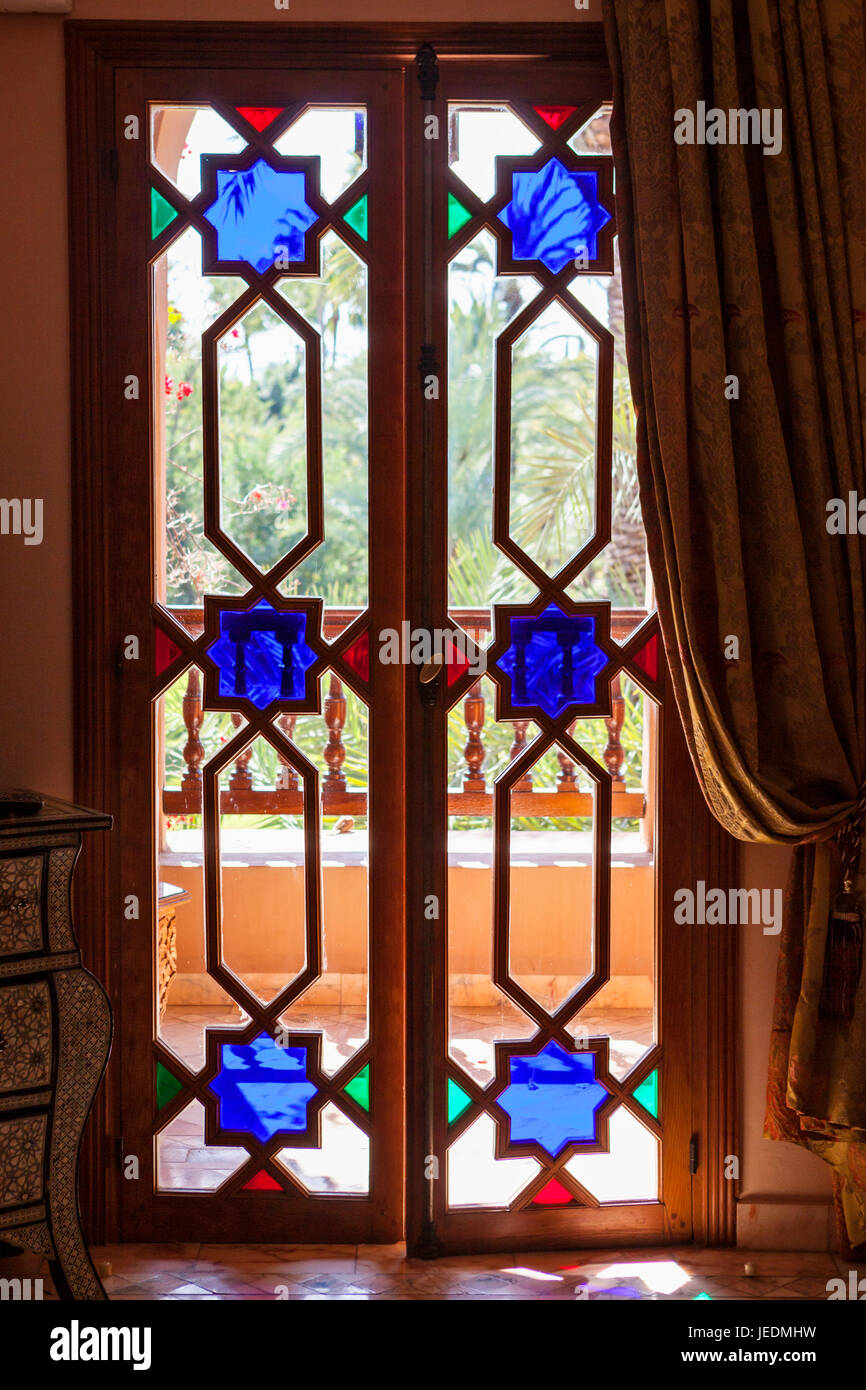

604,0,866,1245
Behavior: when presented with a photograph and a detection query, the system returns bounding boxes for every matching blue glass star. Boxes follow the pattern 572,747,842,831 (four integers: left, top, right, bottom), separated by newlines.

499,1040,608,1156
203,159,317,273
498,157,612,273
495,604,608,717
207,601,317,709
209,1034,317,1143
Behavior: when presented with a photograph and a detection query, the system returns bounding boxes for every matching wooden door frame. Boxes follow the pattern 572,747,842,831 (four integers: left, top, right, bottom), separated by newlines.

67,20,737,1248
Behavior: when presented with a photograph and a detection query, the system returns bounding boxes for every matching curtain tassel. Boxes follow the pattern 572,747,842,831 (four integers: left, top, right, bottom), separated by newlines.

820,803,865,1022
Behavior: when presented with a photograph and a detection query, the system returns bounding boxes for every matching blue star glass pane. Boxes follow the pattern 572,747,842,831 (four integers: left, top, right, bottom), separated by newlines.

209,1034,317,1142
496,604,607,717
499,1040,607,1156
498,157,611,274
207,600,317,709
203,159,317,273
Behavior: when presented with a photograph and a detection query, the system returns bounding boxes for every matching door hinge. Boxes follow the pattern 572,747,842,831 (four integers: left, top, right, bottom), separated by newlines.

105,147,119,186
689,1134,699,1174
415,43,439,102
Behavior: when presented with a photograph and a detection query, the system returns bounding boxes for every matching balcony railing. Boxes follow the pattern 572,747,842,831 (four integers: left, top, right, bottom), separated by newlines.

162,608,648,821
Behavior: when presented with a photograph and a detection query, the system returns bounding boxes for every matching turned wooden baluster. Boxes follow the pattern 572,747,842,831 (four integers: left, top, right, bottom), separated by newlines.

604,673,626,785
275,714,299,791
323,673,347,793
463,680,486,791
510,719,533,792
557,720,578,792
181,668,204,793
229,712,253,790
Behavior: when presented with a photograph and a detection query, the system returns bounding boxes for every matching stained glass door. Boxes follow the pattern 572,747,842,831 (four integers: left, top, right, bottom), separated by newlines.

96,40,721,1251
405,62,696,1253
113,67,405,1242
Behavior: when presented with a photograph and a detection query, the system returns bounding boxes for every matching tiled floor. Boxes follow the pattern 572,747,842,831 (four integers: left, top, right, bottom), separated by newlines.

8,1244,859,1301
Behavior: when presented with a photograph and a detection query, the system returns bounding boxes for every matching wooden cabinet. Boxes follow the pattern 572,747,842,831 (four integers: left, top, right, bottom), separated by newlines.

0,793,111,1299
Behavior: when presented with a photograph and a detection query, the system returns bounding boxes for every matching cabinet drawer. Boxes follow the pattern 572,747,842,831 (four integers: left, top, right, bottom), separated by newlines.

0,981,52,1094
0,1112,47,1209
0,857,43,957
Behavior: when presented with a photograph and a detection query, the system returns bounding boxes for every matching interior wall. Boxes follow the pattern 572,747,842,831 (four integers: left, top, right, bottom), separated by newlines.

0,0,832,1236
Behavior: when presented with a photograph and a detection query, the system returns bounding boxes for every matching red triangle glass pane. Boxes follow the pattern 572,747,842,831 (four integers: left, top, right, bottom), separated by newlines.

155,627,183,675
235,106,284,132
532,1176,576,1206
242,1169,282,1191
533,105,577,131
342,630,369,682
445,635,472,687
633,632,659,682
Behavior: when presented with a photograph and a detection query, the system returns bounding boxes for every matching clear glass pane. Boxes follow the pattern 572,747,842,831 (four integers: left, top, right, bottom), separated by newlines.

565,1106,659,1202
156,1098,247,1193
447,1112,539,1208
447,103,539,202
274,106,367,203
277,231,369,609
448,229,541,624
510,301,598,577
150,104,246,200
153,227,247,605
275,1102,369,1195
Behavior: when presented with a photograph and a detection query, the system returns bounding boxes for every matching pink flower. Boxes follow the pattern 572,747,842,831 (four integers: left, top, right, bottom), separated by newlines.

177,382,193,400
164,376,174,395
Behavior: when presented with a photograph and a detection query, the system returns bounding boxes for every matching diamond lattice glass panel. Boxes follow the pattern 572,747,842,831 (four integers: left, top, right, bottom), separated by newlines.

565,1106,658,1202
495,606,608,717
448,230,540,625
236,106,284,132
156,1098,248,1193
508,744,596,1014
151,187,179,240
274,107,366,203
209,1033,317,1141
150,105,246,200
203,160,317,273
275,673,370,1076
448,192,473,238
447,1077,472,1125
217,301,310,574
499,158,612,273
567,676,657,1079
447,103,540,202
532,1176,578,1205
344,194,368,240
275,1102,369,1195
633,1068,658,1118
447,1112,540,1208
154,226,247,604
499,1040,608,1155
509,300,599,577
277,232,368,608
342,1063,370,1111
533,105,577,131
216,732,310,1005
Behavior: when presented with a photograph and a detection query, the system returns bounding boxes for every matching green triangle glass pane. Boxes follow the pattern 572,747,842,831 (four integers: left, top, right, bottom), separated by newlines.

447,1077,472,1125
448,192,473,238
343,1063,370,1112
156,1060,184,1111
151,187,179,240
344,194,368,241
633,1068,658,1119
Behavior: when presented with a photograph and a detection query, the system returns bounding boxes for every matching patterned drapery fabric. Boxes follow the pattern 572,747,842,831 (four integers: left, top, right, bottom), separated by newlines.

604,0,866,1246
